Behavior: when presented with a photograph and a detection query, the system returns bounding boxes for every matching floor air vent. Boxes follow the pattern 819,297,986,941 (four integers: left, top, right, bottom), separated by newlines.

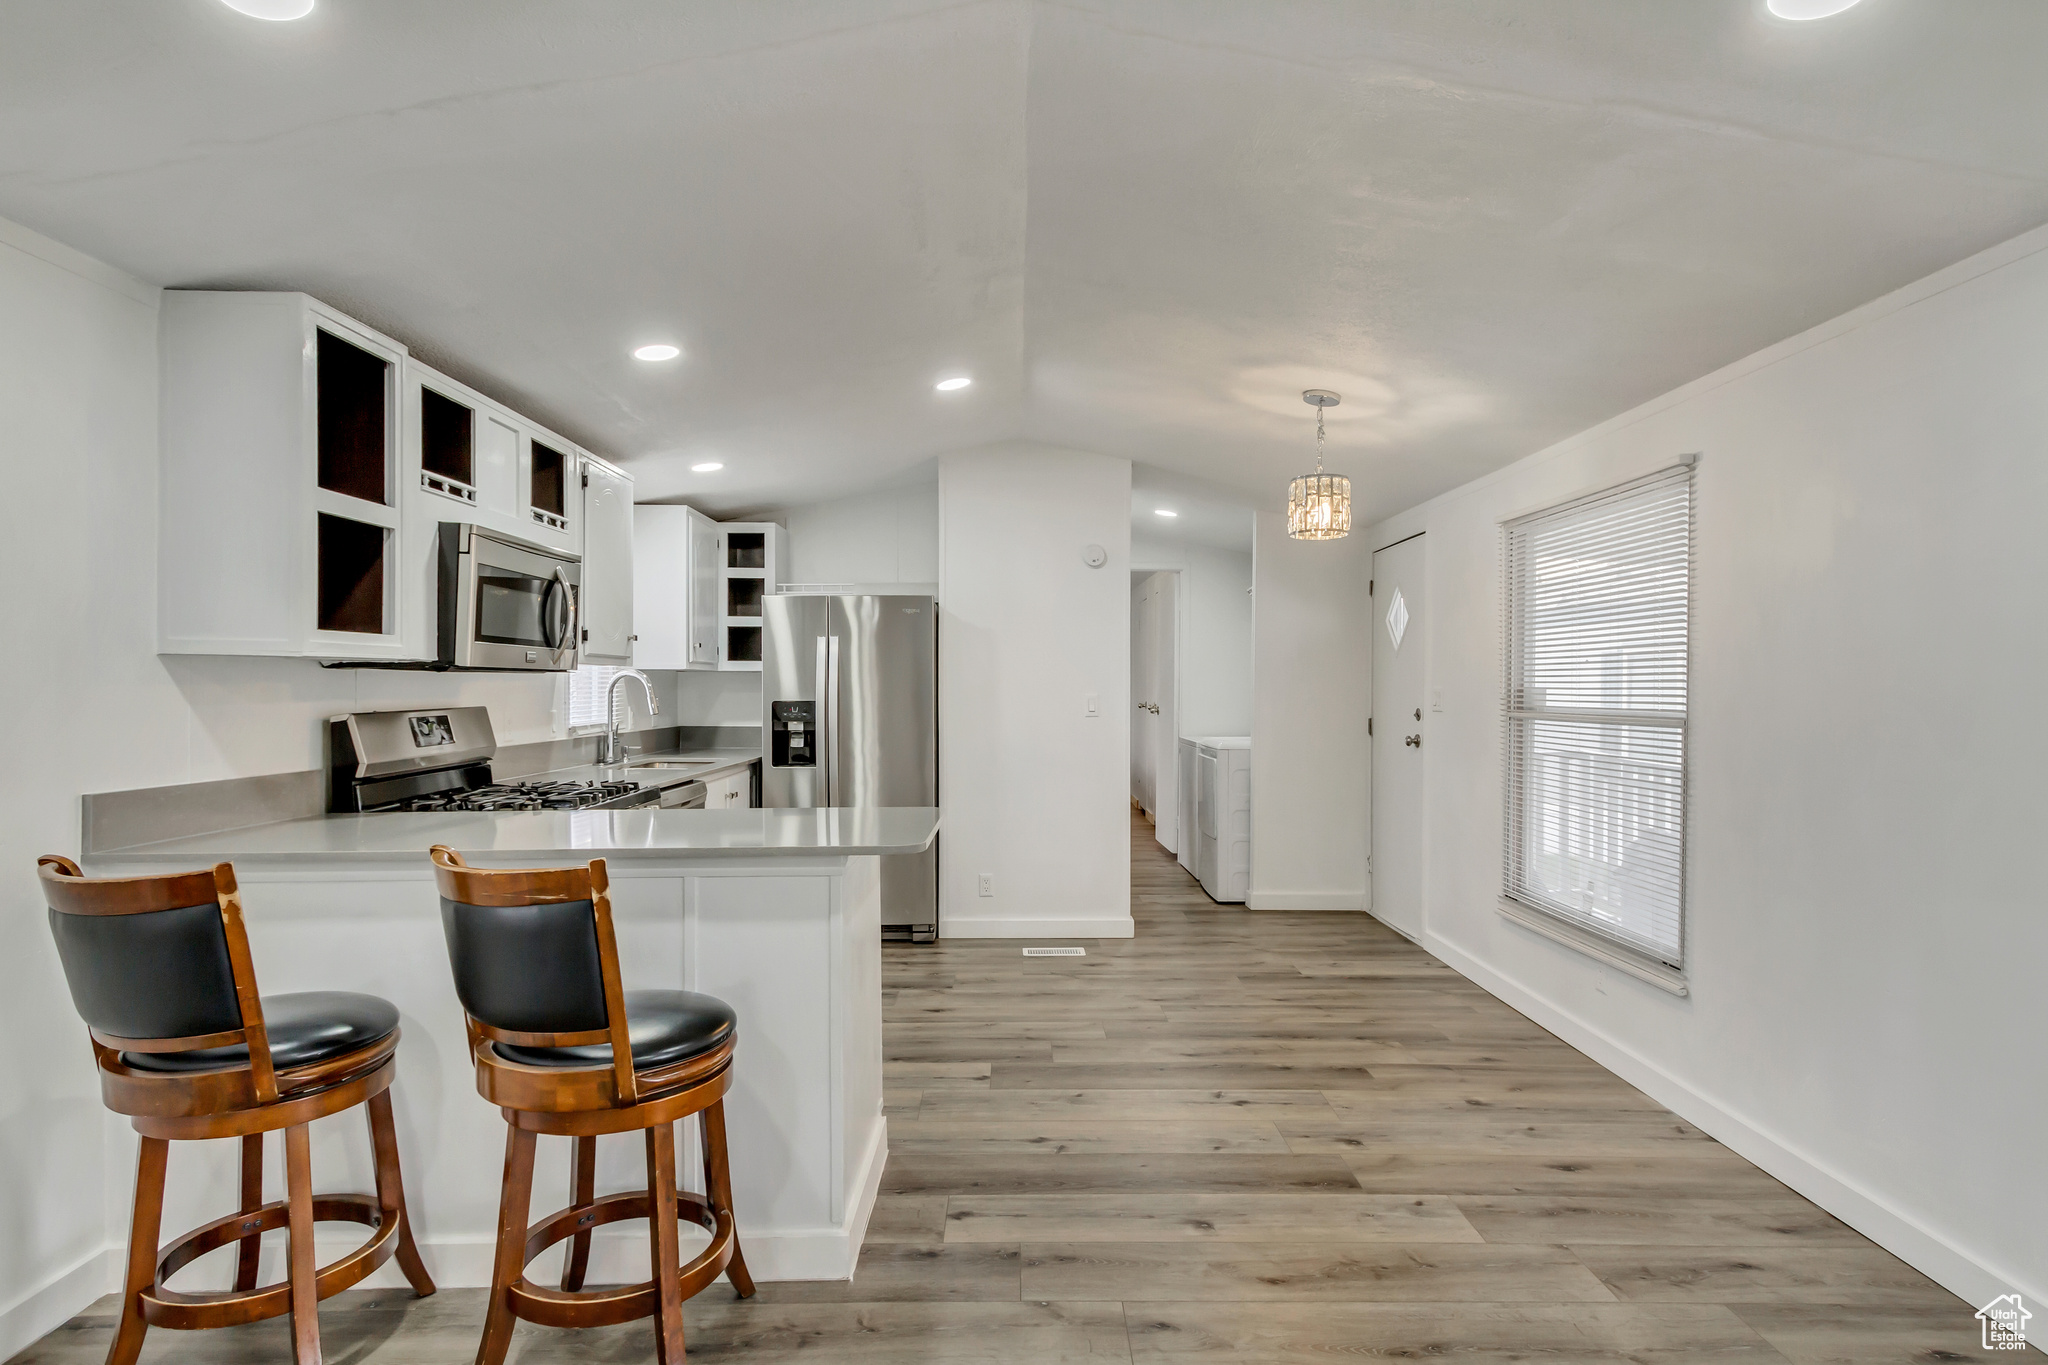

1022,946,1086,957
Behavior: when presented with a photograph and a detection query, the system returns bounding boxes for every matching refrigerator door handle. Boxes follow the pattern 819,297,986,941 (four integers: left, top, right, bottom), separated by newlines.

824,633,842,806
815,635,830,805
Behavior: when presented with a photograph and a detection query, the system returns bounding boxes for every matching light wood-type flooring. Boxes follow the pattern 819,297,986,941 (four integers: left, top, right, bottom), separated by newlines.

13,810,2023,1362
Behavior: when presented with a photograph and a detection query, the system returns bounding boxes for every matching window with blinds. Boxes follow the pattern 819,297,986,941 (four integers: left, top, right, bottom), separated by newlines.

1502,465,1692,971
567,664,625,733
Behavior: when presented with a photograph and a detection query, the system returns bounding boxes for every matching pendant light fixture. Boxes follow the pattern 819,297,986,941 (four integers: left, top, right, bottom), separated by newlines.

1287,389,1351,540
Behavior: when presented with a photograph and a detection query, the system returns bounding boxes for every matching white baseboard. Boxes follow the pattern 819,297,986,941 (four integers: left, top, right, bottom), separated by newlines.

1425,929,2043,1313
1246,891,1366,910
0,1246,114,1361
940,915,1135,938
840,1115,888,1273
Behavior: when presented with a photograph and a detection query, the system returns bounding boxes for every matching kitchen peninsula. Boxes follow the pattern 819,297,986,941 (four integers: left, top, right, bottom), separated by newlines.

85,794,938,1290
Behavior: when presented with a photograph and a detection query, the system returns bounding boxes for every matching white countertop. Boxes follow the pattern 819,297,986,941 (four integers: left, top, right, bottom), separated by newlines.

93,805,939,864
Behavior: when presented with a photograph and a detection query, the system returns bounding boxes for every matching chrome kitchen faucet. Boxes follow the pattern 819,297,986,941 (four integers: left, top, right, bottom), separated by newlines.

598,669,660,766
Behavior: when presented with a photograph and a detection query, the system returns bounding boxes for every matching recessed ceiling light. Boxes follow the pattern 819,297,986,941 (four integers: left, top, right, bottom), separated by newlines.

690,462,724,473
220,0,314,17
1154,509,1178,518
1766,0,1862,18
634,344,681,362
935,376,972,392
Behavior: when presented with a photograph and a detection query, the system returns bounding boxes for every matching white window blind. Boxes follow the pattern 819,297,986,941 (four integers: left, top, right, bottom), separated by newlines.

567,664,625,733
1503,465,1692,970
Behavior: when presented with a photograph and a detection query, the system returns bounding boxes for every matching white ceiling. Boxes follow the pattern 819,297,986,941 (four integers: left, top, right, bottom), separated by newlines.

4,1,2047,527
1131,463,1255,553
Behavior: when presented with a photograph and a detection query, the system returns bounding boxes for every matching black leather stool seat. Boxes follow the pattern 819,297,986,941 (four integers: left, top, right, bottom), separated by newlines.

122,991,399,1074
495,990,736,1070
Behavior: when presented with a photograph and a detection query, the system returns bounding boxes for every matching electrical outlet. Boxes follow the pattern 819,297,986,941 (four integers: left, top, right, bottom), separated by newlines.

978,873,995,898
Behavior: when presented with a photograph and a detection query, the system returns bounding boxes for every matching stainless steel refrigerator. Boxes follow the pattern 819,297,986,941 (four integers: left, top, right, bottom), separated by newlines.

761,593,938,941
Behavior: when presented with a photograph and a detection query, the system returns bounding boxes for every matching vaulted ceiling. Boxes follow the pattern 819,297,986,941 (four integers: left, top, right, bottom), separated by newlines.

5,0,2047,527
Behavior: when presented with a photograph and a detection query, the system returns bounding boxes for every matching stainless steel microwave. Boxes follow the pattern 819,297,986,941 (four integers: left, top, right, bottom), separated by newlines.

436,523,580,671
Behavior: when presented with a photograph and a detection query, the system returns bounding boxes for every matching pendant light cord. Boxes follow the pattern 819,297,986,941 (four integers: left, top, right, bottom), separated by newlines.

1315,405,1325,476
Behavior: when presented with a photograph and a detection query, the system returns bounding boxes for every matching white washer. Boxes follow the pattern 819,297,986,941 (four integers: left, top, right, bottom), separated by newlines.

1193,736,1251,903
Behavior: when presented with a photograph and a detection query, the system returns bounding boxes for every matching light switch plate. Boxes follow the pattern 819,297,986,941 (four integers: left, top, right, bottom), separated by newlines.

1084,694,1101,717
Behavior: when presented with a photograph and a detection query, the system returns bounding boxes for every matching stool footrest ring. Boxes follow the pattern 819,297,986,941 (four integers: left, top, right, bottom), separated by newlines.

141,1192,398,1331
506,1188,737,1330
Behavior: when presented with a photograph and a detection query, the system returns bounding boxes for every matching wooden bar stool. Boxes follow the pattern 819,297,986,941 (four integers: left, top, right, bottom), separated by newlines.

429,845,753,1365
37,855,435,1365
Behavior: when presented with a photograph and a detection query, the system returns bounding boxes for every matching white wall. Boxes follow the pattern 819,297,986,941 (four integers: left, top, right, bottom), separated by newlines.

0,217,670,1354
937,443,1132,937
1362,224,2048,1312
0,216,154,1359
767,480,938,588
1246,513,1372,910
668,668,764,727
1131,532,1253,739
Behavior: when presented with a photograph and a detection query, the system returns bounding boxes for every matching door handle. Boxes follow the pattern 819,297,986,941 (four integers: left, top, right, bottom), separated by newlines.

825,634,841,805
815,635,830,804
1404,734,1421,748
545,567,576,662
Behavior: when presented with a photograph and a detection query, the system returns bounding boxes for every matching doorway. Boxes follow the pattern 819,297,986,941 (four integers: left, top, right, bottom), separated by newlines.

1130,569,1181,855
1370,533,1426,940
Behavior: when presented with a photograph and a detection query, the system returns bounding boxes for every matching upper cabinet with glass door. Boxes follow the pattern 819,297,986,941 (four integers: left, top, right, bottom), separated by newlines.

519,421,582,556
159,292,412,660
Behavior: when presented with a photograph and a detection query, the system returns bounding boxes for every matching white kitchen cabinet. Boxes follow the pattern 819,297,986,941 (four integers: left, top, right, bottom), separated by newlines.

401,356,580,552
520,421,581,555
717,522,783,670
397,359,527,660
578,453,635,664
163,294,632,666
704,768,753,809
159,291,412,660
632,504,721,669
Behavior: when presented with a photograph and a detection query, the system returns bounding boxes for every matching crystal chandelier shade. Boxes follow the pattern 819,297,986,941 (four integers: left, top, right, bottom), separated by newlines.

1286,390,1352,540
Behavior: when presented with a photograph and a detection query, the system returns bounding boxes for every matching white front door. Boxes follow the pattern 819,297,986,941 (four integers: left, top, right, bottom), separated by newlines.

1370,534,1427,940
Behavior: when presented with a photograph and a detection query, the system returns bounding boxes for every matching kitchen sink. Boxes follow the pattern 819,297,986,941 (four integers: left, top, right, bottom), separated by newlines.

631,759,715,769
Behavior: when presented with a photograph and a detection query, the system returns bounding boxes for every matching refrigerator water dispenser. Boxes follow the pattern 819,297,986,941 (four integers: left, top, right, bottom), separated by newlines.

771,700,816,766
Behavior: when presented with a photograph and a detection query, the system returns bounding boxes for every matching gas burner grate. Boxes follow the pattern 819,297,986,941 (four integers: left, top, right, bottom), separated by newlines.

395,778,647,813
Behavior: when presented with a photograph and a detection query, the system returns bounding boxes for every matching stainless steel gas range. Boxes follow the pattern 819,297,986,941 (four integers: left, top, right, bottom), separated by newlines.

327,706,660,813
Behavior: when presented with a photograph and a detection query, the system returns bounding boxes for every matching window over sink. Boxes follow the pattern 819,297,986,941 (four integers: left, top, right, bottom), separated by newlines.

566,664,626,735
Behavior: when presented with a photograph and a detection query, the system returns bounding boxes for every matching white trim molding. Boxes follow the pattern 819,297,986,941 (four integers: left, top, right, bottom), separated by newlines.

1497,897,1688,996
1426,928,2042,1314
1247,891,1366,911
0,1247,115,1362
940,914,1135,939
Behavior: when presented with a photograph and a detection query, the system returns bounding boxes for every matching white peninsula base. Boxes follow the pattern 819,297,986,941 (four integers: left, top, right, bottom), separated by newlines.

89,808,926,1292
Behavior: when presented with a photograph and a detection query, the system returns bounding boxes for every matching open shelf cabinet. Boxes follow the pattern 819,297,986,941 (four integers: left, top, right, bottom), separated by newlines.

717,522,782,671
